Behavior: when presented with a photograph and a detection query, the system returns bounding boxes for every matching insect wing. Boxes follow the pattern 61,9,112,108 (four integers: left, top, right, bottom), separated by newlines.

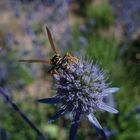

46,26,58,54
19,59,50,64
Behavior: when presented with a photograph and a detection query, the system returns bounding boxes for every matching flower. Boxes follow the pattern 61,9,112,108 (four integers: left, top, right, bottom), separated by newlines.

38,58,119,140
109,0,140,36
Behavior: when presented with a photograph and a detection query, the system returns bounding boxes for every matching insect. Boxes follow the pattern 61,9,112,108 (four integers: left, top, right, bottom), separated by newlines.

19,26,77,74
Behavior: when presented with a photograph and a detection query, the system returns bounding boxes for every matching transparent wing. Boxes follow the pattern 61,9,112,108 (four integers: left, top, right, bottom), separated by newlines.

46,26,58,54
19,59,50,64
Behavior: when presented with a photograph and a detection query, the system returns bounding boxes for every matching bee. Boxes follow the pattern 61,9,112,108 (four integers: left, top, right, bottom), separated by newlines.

19,26,77,74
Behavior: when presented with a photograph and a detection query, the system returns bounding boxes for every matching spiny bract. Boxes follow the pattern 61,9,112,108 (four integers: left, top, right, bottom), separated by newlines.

38,58,119,140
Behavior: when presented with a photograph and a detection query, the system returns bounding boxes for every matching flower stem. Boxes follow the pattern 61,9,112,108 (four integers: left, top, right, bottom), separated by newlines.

0,88,47,140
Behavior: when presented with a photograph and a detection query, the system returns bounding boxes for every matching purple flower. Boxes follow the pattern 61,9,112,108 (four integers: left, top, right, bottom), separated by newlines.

38,59,119,140
109,0,140,36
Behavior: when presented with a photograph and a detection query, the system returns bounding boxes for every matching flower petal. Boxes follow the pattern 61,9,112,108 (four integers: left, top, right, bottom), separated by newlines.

102,88,119,96
98,102,118,114
37,97,62,104
88,114,107,140
88,114,102,129
69,113,81,140
48,107,68,123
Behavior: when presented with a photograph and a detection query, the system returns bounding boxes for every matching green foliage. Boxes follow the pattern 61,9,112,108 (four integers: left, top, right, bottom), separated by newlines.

42,125,59,140
8,64,33,87
117,114,140,140
0,94,59,140
86,0,115,28
121,40,140,86
0,102,36,140
86,35,120,71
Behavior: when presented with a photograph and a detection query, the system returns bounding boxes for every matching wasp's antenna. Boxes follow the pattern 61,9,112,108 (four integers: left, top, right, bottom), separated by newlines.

45,26,58,54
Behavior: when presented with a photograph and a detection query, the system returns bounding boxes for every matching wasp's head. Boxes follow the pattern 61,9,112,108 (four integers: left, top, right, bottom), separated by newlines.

51,54,62,65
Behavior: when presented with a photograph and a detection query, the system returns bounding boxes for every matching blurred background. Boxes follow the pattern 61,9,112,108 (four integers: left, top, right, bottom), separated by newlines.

0,0,140,140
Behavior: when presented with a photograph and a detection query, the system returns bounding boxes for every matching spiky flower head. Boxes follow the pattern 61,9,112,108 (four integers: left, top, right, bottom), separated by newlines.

38,58,119,140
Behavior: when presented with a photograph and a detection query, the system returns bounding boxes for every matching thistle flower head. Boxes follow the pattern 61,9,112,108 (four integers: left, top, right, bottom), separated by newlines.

38,58,119,140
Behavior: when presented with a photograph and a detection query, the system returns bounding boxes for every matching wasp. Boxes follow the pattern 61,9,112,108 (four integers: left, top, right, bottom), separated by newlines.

19,26,77,74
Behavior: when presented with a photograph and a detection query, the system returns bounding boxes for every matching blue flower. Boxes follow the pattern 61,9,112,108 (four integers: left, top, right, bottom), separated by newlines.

109,0,140,36
38,59,119,140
